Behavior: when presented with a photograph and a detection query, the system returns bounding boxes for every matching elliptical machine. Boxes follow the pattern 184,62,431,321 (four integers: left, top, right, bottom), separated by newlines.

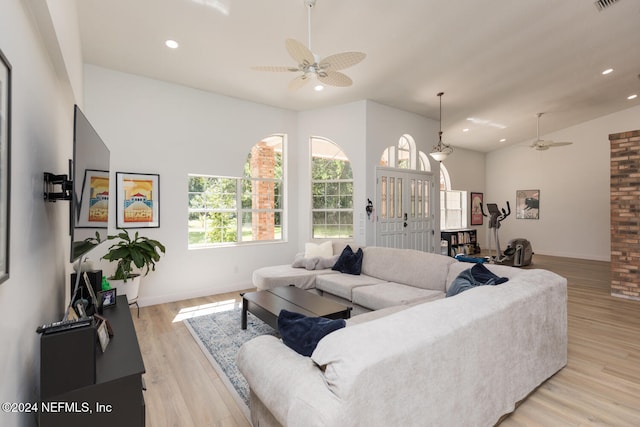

481,202,511,264
480,201,533,267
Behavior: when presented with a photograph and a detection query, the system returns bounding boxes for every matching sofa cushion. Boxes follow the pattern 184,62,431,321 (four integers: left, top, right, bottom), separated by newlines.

352,282,444,310
253,264,339,290
361,247,457,292
332,245,364,275
305,241,334,258
316,274,386,301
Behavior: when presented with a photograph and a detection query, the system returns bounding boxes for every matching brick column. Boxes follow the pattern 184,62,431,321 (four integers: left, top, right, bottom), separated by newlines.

610,129,640,301
250,143,275,241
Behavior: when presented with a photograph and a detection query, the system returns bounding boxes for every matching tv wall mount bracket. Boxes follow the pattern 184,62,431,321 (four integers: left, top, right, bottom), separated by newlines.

43,172,72,202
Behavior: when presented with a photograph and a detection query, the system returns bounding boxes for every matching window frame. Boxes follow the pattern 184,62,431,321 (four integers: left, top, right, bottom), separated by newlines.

310,136,354,240
188,136,285,248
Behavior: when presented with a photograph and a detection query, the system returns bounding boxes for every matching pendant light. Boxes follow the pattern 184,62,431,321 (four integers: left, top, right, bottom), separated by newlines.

430,92,454,162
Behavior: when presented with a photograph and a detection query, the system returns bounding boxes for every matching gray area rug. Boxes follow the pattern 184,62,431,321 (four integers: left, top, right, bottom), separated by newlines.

184,304,277,421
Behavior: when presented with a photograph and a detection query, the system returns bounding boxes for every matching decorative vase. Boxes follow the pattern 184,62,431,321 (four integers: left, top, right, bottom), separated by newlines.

109,275,141,304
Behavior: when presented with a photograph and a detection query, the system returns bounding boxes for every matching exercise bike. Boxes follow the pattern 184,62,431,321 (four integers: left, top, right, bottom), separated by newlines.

480,201,533,267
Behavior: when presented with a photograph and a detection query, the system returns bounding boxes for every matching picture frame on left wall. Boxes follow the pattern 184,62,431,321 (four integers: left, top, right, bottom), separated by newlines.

0,49,12,284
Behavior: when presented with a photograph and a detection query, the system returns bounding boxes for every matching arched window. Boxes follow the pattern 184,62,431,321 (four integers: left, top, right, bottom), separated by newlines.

379,134,431,171
311,137,353,239
188,135,285,246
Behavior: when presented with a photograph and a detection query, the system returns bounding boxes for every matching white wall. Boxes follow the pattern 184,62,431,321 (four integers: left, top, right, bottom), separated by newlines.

486,104,640,261
0,1,81,426
84,65,299,306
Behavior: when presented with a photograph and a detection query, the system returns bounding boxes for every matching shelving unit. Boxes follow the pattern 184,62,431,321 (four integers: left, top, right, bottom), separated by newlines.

440,228,478,257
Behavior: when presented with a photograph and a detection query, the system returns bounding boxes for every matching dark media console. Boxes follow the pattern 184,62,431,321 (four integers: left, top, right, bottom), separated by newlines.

39,295,145,426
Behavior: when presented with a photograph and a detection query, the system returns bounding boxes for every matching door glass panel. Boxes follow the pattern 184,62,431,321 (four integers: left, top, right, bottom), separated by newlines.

410,179,416,217
425,181,430,219
381,176,387,219
397,178,403,218
389,177,395,218
417,180,423,217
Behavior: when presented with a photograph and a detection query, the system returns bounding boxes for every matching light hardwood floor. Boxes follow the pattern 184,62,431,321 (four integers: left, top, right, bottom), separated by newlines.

132,255,640,426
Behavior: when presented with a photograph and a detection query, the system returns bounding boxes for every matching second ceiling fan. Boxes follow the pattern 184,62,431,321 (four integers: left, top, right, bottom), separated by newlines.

531,113,573,151
252,0,366,91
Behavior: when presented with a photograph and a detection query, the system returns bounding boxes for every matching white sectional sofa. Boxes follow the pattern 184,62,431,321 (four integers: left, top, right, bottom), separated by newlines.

252,242,458,313
240,245,568,426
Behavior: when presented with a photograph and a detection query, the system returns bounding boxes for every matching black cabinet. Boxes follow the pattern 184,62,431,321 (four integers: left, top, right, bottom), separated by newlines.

40,295,145,426
441,228,479,257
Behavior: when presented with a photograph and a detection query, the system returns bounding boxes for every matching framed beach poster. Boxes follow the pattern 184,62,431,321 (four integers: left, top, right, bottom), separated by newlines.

77,169,109,227
116,172,160,228
0,49,12,284
470,192,483,226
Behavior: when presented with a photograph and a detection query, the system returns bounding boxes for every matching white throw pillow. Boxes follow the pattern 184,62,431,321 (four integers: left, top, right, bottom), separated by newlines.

304,241,333,259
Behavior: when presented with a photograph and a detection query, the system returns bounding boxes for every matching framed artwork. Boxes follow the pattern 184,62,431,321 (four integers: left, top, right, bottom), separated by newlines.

116,172,160,228
96,319,111,352
77,169,109,227
516,189,540,219
0,49,11,285
98,288,117,310
470,192,483,225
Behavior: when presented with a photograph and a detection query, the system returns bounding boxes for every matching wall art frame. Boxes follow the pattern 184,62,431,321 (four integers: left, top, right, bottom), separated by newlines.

470,192,484,226
516,189,540,220
0,49,12,284
116,172,160,228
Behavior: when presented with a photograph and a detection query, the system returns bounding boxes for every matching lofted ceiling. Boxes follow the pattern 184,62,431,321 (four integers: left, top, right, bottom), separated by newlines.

75,0,640,152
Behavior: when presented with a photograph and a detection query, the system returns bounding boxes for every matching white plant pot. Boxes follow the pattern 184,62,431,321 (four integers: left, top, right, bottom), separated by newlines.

109,276,141,304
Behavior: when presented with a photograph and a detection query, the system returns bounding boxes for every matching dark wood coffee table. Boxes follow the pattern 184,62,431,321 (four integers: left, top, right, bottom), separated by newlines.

241,286,351,330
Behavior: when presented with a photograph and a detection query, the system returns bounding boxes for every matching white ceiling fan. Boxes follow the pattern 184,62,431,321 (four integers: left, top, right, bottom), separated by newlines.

531,113,573,151
251,0,366,91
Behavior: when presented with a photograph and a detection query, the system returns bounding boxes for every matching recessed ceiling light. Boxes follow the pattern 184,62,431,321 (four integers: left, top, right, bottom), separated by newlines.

462,128,469,132
499,138,507,142
165,40,179,49
314,85,324,92
602,68,613,75
628,94,638,100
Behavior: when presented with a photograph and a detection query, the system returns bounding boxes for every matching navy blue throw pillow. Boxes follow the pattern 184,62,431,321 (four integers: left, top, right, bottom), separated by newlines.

277,309,346,357
332,245,364,275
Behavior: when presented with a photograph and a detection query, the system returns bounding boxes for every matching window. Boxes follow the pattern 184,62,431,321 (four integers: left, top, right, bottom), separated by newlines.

379,134,431,171
188,136,284,247
311,137,353,239
439,163,467,229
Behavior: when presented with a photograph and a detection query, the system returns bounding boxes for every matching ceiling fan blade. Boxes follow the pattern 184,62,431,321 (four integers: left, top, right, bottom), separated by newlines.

319,51,366,71
531,140,573,151
251,65,299,72
318,70,352,87
288,74,311,91
285,39,314,66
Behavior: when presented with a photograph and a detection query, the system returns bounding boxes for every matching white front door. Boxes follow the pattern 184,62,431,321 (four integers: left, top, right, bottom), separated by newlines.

375,168,435,252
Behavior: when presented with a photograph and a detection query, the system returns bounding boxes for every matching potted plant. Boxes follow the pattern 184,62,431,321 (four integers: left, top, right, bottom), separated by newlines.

101,229,166,303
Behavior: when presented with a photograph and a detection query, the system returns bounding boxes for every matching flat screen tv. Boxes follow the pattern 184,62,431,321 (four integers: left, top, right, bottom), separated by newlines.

70,105,110,262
